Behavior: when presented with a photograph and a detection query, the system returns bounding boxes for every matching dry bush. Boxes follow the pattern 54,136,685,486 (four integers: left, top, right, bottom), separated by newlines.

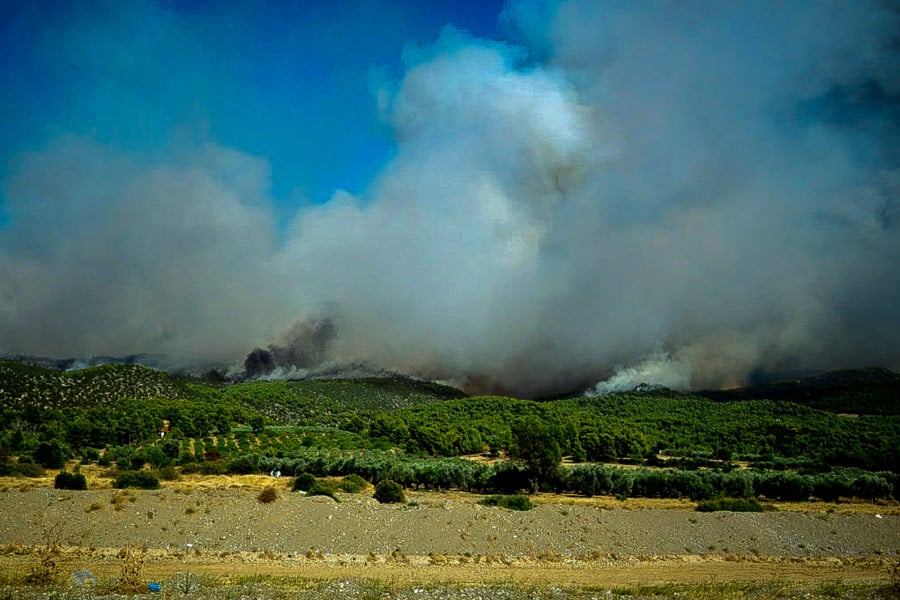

538,550,563,563
109,489,135,511
257,485,278,504
389,547,409,563
23,513,66,586
115,545,146,593
890,558,900,594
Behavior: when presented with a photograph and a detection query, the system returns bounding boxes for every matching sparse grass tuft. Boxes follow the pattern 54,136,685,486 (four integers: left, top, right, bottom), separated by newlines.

110,489,135,510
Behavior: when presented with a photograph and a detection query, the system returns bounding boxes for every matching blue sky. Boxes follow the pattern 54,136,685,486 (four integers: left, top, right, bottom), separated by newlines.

0,0,505,212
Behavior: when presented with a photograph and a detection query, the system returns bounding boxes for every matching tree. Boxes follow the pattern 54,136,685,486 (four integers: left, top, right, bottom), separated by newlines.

509,417,562,493
369,413,409,444
249,414,266,434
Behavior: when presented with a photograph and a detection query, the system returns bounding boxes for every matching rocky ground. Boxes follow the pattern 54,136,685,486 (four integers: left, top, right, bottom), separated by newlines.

1,482,897,558
0,476,898,599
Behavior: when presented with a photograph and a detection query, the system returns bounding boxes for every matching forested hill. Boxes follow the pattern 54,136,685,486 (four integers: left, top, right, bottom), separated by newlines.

0,361,466,415
2,359,897,418
695,367,900,415
1,359,898,476
0,361,195,410
220,377,468,424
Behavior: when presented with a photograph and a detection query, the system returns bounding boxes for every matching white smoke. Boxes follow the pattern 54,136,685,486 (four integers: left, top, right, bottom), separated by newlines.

589,353,692,395
1,2,899,396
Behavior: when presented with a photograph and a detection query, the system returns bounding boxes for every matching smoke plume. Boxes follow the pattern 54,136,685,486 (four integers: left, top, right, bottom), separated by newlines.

2,1,899,396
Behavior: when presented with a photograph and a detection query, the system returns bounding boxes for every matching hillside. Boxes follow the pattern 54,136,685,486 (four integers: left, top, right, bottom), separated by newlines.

0,361,465,414
219,377,468,425
0,359,897,478
695,367,900,415
0,361,195,410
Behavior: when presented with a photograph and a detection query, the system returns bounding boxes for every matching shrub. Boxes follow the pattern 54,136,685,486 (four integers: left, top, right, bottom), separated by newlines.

307,484,339,502
754,471,812,501
853,473,892,501
373,479,406,504
696,497,764,512
0,461,44,477
257,486,278,504
80,447,101,463
198,460,227,475
338,473,367,493
478,494,534,511
292,472,318,492
54,471,87,490
154,466,180,481
227,454,260,475
33,439,68,469
114,471,161,490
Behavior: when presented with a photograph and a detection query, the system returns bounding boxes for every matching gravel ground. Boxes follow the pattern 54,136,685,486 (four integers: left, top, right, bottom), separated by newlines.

1,482,898,599
0,485,896,560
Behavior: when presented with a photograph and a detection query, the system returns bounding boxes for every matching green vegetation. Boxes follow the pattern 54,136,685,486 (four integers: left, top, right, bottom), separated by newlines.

696,497,764,512
53,470,87,490
373,479,405,504
510,416,562,492
292,472,318,492
1,359,898,502
338,473,367,493
113,470,160,489
478,494,534,511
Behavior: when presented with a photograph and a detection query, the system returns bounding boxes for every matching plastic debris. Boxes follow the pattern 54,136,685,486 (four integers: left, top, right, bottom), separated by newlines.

71,569,97,588
148,582,161,592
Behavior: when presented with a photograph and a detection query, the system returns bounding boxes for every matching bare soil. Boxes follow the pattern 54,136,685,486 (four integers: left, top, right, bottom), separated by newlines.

0,474,898,592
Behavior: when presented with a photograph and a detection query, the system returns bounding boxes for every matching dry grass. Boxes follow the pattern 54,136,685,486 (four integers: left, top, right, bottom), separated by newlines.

770,499,900,516
172,473,293,492
3,469,896,517
22,513,66,585
109,489,136,511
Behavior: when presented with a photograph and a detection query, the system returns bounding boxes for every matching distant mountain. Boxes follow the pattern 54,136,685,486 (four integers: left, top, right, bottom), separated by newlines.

695,367,900,415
